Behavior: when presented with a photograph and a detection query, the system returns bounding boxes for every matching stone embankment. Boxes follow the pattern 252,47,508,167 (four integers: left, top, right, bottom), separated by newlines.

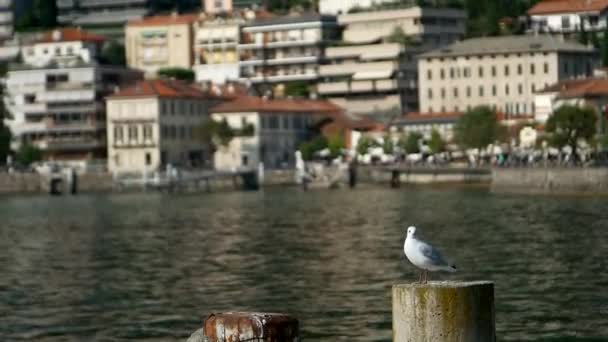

491,167,608,194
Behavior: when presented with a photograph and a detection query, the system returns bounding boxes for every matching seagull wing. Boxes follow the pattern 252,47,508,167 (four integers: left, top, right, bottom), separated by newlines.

418,241,448,267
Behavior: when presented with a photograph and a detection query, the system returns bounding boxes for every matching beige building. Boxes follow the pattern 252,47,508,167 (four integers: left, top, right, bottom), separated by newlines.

193,16,242,84
210,96,341,170
106,79,224,173
418,35,598,116
318,6,466,118
125,14,198,77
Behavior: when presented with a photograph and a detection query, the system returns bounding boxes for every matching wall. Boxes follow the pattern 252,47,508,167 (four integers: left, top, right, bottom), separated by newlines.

492,168,608,194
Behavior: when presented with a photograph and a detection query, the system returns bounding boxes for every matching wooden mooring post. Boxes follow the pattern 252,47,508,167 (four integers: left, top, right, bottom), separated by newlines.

188,312,298,342
392,281,495,342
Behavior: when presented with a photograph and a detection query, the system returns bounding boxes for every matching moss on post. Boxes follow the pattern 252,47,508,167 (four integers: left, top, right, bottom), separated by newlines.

392,281,495,342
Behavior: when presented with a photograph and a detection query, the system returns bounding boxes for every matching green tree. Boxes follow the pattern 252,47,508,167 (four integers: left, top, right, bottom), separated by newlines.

196,118,235,152
299,135,328,160
16,143,42,166
100,42,126,66
398,132,422,154
591,30,600,49
356,136,377,155
158,67,195,82
383,135,394,154
428,129,446,154
603,25,608,67
454,106,504,149
387,26,416,46
16,0,56,31
578,24,589,46
327,134,345,157
284,81,309,97
546,105,597,157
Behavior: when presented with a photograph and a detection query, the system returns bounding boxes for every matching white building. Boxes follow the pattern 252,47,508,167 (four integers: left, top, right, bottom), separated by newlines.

193,16,242,84
3,28,143,165
418,35,598,116
318,6,466,118
528,0,608,35
238,13,338,93
319,0,377,15
210,95,341,170
106,79,225,173
0,0,13,41
20,28,106,68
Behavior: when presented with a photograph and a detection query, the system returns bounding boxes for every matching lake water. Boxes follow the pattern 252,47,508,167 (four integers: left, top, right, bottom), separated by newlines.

0,187,607,341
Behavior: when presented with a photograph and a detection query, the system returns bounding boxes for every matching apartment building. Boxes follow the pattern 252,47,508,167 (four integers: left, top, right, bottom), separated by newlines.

106,79,225,173
0,0,13,41
418,35,598,116
210,95,341,170
528,0,608,36
318,6,466,118
57,0,155,39
319,0,376,15
238,13,339,93
21,28,106,68
193,16,243,84
126,14,198,77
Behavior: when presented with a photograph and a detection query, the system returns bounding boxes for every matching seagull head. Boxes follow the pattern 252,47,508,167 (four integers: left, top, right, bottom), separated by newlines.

406,226,417,238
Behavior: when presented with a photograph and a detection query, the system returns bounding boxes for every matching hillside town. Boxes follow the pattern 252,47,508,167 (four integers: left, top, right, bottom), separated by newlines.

1,0,607,178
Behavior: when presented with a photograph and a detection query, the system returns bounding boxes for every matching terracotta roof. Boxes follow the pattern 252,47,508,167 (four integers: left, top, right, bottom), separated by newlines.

540,78,608,98
528,0,608,15
211,96,343,114
128,14,198,27
34,28,106,44
108,79,208,99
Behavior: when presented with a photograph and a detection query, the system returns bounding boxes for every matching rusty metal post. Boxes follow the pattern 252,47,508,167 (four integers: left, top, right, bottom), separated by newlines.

202,312,298,342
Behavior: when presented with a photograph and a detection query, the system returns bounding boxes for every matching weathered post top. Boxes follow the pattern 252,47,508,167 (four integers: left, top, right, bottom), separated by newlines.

393,281,495,342
195,311,298,342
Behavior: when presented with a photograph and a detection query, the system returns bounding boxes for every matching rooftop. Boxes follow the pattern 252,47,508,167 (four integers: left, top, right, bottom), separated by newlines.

33,28,106,44
127,13,199,27
528,0,608,15
420,35,595,59
211,96,342,114
108,79,210,99
539,77,608,98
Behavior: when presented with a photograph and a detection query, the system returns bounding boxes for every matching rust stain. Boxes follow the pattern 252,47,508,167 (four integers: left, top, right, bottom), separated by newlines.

203,312,299,342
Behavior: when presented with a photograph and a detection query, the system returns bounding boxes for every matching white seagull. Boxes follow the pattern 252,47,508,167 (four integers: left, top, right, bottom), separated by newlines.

404,226,457,283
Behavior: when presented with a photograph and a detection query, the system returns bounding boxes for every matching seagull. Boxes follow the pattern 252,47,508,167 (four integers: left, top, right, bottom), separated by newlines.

404,226,456,283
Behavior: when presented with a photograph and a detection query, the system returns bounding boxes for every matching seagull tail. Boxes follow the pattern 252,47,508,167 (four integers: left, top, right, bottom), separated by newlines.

446,264,457,273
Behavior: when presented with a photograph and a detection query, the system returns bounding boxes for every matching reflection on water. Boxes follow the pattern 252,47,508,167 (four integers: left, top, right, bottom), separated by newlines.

0,188,607,341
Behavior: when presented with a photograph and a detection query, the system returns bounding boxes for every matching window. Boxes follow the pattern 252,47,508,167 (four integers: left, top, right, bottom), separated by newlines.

504,65,509,76
518,84,523,95
531,84,536,93
463,67,470,78
190,101,195,115
128,125,138,140
441,88,445,99
170,100,176,115
161,101,167,115
449,68,455,79
517,64,522,75
428,107,433,113
564,61,569,74
466,86,471,97
428,88,433,99
179,126,186,139
145,153,151,166
55,47,61,55
544,62,549,74
114,125,124,142
67,46,73,55
530,64,535,75
492,85,497,96
561,15,570,29
143,124,153,140
440,69,445,79
453,87,458,98
479,86,484,97
491,66,496,77
478,66,483,77
427,70,432,80
505,84,510,95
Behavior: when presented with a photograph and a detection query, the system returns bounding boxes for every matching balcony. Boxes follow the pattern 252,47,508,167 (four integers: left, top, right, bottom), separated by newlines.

240,72,318,83
140,38,168,47
317,79,399,94
266,55,318,65
319,61,398,77
318,82,349,94
21,103,47,114
43,139,104,151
